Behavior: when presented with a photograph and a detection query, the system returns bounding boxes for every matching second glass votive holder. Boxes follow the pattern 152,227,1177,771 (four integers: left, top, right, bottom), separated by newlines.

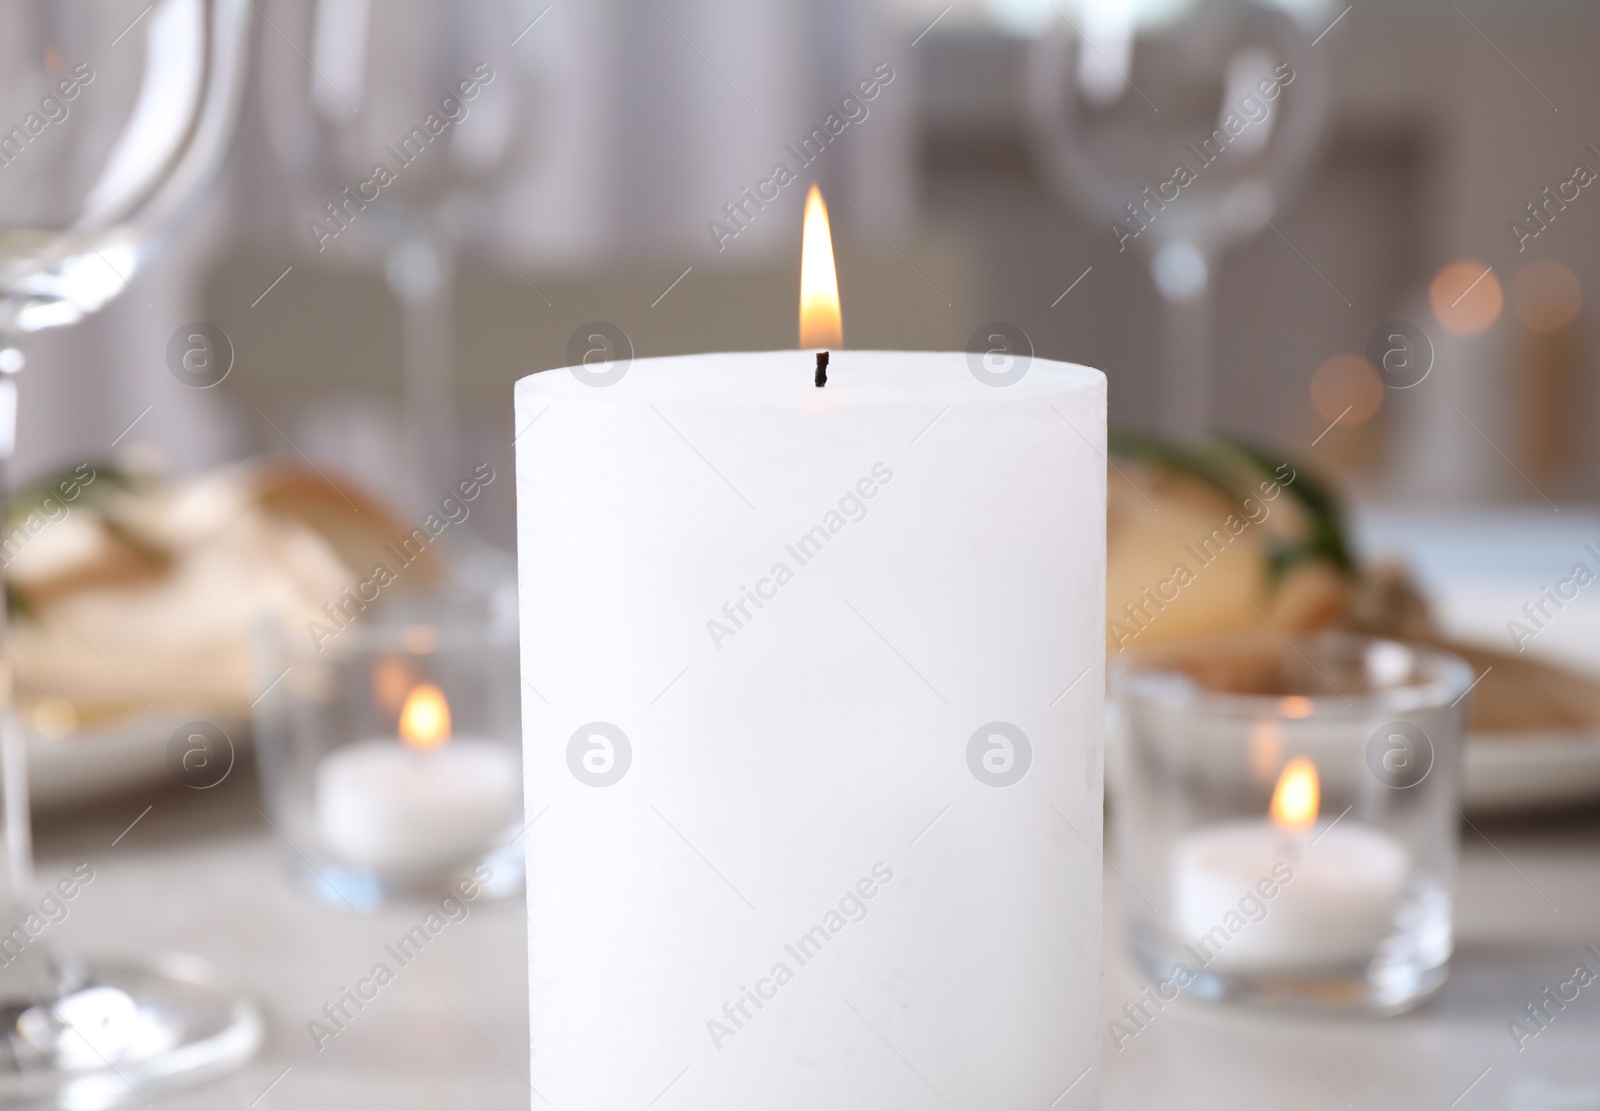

253,614,523,909
1111,633,1473,1014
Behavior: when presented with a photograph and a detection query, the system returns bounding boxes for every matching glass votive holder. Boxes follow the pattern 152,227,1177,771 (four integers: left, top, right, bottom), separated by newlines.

253,611,523,909
1110,632,1473,1014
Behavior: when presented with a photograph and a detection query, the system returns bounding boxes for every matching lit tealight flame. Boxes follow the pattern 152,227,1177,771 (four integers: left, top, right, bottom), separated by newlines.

399,683,451,750
1269,757,1319,835
799,184,842,351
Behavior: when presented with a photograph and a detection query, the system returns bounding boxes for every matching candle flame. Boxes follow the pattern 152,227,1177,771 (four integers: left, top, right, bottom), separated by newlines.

399,683,451,750
1269,757,1319,834
799,184,842,350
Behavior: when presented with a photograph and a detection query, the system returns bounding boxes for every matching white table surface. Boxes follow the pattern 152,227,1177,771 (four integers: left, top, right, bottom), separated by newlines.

34,773,530,1110
30,767,1600,1110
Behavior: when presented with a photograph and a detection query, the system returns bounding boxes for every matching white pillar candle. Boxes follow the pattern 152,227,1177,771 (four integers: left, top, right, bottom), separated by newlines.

315,738,520,872
516,349,1105,1108
1171,818,1409,972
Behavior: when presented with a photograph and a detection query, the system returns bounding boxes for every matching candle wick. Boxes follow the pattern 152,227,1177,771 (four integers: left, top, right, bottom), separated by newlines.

815,351,828,388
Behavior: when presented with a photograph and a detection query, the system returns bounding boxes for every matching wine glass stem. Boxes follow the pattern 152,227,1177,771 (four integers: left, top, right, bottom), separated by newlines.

387,228,457,513
0,372,33,903
0,355,86,1010
1,720,32,900
1158,263,1216,438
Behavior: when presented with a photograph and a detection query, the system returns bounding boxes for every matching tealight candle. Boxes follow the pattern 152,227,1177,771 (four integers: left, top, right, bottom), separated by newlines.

315,683,519,872
1171,758,1409,972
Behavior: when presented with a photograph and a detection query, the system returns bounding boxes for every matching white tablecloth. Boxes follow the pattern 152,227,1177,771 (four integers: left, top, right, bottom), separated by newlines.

32,766,1599,1109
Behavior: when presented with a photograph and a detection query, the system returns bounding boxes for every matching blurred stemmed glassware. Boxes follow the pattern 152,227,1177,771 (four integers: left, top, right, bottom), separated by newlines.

1027,0,1329,435
0,1,260,1105
259,0,533,514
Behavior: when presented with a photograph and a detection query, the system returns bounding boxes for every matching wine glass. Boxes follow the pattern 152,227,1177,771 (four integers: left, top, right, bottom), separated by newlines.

258,0,534,515
1027,0,1329,435
0,1,258,1105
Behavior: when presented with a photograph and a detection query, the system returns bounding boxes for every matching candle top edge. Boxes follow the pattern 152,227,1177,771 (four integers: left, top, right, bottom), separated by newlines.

515,349,1105,408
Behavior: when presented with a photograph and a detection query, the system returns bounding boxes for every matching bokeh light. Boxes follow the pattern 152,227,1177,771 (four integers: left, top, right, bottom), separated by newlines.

1311,354,1384,425
1430,260,1504,334
1512,259,1582,332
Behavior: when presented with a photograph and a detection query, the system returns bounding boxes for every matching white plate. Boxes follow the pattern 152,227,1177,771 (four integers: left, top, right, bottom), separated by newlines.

23,711,249,810
26,714,1600,815
1462,730,1600,815
1106,709,1600,818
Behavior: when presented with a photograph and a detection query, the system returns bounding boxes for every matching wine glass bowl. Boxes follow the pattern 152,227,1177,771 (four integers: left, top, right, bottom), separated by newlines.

0,0,251,334
258,0,536,513
1026,0,1330,433
260,0,529,228
1027,0,1328,255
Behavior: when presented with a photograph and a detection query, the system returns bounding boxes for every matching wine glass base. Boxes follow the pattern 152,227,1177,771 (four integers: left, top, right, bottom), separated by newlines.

0,952,262,1109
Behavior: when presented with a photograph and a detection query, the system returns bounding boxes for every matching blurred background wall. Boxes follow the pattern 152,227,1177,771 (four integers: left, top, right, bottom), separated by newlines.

15,0,1600,551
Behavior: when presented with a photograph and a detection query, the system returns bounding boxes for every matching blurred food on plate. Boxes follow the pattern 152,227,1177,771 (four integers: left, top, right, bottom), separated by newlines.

1108,434,1429,647
6,461,438,734
1106,434,1600,740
